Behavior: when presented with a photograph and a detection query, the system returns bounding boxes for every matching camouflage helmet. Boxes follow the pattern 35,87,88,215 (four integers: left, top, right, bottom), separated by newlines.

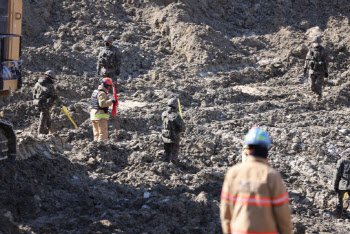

44,70,56,79
311,36,322,43
167,98,178,108
104,35,113,42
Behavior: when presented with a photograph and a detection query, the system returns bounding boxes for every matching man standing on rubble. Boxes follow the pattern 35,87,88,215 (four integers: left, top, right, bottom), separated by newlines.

161,98,186,164
303,36,329,101
96,36,121,81
33,70,63,135
333,148,350,218
220,127,293,234
90,77,116,142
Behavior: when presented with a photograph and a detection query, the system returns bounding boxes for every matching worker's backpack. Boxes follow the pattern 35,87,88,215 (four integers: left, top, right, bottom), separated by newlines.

162,112,176,140
33,79,51,108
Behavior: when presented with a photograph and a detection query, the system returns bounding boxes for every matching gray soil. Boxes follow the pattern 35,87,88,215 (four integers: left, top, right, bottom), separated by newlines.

0,0,349,233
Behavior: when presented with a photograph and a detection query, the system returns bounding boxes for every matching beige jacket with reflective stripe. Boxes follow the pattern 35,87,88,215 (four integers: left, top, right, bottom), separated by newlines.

90,85,113,120
220,156,293,234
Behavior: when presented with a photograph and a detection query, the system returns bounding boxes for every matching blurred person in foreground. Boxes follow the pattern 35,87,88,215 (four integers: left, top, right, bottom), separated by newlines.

220,127,293,234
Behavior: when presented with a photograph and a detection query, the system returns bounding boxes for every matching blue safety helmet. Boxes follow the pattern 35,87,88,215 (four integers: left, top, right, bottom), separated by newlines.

244,127,271,148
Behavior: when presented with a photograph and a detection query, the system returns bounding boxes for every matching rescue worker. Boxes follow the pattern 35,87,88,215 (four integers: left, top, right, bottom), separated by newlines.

33,70,63,135
90,77,116,142
333,148,350,218
161,98,186,164
303,36,329,101
96,36,121,80
220,127,293,234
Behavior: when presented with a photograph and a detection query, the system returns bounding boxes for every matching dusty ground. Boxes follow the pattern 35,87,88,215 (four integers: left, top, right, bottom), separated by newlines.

0,0,349,233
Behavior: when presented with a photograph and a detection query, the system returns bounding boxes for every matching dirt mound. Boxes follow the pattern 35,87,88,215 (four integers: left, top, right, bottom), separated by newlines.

0,0,349,233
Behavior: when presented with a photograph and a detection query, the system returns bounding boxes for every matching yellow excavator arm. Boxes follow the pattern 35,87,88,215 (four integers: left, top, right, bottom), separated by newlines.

0,0,22,96
0,0,22,164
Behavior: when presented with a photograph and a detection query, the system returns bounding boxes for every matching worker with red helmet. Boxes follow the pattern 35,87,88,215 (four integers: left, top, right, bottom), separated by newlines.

90,77,117,141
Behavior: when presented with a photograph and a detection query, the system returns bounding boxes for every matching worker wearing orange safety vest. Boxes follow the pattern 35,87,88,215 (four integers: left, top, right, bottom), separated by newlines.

220,127,293,234
90,78,116,141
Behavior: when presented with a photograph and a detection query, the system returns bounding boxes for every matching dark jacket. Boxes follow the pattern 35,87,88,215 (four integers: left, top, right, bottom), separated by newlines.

33,77,62,109
97,45,121,74
334,152,350,191
161,107,185,143
304,45,328,75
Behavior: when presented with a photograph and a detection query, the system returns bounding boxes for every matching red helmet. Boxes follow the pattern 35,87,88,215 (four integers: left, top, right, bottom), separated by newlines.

102,77,113,86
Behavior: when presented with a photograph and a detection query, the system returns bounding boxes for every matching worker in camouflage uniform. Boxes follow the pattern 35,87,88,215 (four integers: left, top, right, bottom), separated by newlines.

97,36,121,81
90,77,116,142
303,36,329,101
161,98,186,164
333,148,350,218
33,70,63,135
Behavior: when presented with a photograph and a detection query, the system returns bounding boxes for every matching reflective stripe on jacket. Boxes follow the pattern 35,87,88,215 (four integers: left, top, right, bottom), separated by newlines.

220,156,293,234
230,230,279,234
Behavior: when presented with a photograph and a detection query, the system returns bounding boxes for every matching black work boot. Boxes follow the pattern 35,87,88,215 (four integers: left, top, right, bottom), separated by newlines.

162,153,170,163
335,205,343,219
170,159,177,165
317,93,322,102
337,211,342,219
170,154,178,165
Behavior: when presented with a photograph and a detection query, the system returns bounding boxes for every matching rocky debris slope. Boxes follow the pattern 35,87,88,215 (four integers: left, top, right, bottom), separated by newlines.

0,0,349,233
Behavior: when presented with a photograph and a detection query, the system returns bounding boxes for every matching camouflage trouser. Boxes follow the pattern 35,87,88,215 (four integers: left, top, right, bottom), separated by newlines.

336,190,350,218
38,108,51,134
163,142,179,163
309,74,324,98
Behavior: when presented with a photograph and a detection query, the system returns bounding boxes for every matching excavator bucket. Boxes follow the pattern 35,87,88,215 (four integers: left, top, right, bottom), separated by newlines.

16,133,68,160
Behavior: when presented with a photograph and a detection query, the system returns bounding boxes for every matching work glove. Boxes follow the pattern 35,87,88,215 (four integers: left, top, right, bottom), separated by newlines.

303,68,307,77
111,99,117,104
325,72,328,78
